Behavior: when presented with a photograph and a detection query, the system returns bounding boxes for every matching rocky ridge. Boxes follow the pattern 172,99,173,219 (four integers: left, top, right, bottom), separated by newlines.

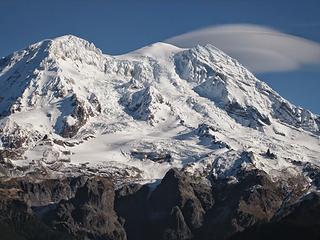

0,166,318,240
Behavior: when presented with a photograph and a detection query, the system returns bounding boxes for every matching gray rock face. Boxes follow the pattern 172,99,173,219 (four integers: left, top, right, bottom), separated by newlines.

47,177,127,240
199,169,286,240
232,192,320,240
115,168,212,240
0,179,72,240
163,206,193,240
0,168,319,240
150,169,206,231
0,176,126,240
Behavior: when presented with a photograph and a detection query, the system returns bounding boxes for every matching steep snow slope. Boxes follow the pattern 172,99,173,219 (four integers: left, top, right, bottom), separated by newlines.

0,35,319,184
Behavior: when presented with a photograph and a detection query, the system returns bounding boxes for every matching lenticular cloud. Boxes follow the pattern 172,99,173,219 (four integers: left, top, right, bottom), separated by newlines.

166,24,320,73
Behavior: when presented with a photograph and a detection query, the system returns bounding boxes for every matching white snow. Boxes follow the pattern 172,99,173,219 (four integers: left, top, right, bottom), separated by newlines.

0,35,319,183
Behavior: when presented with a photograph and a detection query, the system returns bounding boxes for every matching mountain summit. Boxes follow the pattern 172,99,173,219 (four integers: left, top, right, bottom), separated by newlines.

0,35,319,184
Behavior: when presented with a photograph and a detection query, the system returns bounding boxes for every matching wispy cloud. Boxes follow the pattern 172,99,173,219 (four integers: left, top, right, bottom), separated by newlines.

166,24,320,73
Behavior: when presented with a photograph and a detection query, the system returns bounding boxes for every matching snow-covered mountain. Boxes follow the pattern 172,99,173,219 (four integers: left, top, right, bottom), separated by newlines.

0,35,319,185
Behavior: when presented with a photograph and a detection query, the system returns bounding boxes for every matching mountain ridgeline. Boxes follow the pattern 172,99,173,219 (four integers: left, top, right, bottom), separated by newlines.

0,35,320,239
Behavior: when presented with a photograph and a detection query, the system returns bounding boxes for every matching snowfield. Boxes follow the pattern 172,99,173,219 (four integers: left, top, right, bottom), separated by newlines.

0,35,319,184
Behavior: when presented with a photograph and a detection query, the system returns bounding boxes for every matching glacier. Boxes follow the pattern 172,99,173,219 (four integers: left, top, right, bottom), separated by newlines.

0,35,319,185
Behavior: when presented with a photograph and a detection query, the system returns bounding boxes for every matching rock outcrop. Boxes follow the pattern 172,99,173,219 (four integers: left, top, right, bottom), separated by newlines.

0,167,318,240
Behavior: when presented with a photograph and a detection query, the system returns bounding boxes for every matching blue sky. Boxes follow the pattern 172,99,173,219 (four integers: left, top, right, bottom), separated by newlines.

0,0,319,113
